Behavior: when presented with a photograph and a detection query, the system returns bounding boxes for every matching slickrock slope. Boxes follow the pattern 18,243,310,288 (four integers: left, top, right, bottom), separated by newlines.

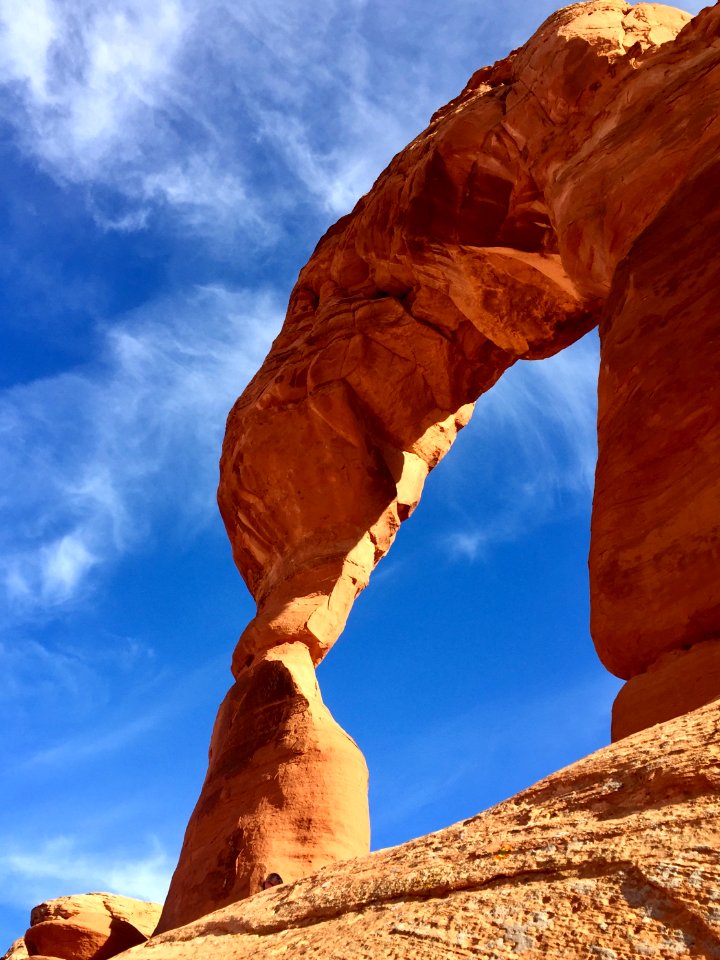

11,894,161,960
156,643,369,933
127,700,720,959
160,0,720,930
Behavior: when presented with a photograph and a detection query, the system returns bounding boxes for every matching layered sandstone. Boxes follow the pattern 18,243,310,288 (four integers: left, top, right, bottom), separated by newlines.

14,894,161,960
160,0,720,930
155,643,369,933
123,699,720,959
591,138,720,728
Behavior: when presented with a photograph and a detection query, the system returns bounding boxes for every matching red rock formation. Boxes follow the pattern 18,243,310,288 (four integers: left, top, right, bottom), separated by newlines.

591,147,720,734
122,700,720,960
1,939,28,960
155,643,369,933
16,894,161,960
159,0,720,931
612,639,720,741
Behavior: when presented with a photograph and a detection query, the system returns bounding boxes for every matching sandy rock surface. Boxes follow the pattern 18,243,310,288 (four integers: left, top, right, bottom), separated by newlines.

123,700,720,959
8,894,162,960
1,939,28,960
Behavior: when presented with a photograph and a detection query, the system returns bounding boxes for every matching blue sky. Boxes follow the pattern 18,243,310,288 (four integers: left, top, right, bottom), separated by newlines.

0,0,705,946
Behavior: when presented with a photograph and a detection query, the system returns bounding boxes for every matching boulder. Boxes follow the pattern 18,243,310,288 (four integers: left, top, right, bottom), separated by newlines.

20,893,161,960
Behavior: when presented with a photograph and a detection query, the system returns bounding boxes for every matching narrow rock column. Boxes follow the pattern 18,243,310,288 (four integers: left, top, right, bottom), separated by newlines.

590,155,720,740
155,643,369,933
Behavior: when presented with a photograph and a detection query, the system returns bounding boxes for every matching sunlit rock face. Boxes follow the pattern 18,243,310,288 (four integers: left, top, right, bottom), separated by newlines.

592,149,720,737
18,893,161,960
158,0,720,933
155,643,369,934
124,700,720,960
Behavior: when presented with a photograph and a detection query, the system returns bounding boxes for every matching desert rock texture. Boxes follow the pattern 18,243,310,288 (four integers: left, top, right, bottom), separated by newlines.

154,0,720,932
9,894,161,960
124,700,720,959
155,643,369,932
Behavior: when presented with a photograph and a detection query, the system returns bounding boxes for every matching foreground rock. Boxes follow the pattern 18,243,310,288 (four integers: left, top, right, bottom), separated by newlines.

10,894,161,960
123,700,720,959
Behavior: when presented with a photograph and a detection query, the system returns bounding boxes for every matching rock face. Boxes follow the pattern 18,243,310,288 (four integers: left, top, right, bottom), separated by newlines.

123,700,720,959
1,939,28,960
155,643,369,933
16,894,161,960
612,639,720,741
158,0,720,932
592,146,720,732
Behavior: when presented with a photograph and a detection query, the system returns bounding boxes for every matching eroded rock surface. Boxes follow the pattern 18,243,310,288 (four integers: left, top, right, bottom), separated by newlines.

156,643,369,934
218,0,720,704
591,143,720,724
1,939,28,960
15,894,161,960
124,700,720,959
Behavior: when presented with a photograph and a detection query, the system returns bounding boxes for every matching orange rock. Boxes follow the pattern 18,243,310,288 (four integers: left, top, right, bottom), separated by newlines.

590,150,720,683
1,939,28,960
218,0,710,685
612,639,720,741
121,700,720,960
162,0,720,929
20,894,161,960
155,643,369,934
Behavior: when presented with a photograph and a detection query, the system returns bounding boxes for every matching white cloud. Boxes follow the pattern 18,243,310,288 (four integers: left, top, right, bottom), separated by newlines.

0,0,706,238
0,835,171,906
40,532,98,602
0,285,280,619
0,0,58,101
0,0,513,235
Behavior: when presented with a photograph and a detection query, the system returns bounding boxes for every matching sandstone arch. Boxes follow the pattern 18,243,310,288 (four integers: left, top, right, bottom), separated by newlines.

156,0,720,933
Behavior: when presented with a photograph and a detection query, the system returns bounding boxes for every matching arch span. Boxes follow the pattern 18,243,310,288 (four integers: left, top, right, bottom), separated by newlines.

157,0,720,933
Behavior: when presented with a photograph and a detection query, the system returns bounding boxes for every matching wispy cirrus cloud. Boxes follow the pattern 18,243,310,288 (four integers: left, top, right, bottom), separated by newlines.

0,285,280,617
0,835,172,906
442,331,600,561
0,0,584,238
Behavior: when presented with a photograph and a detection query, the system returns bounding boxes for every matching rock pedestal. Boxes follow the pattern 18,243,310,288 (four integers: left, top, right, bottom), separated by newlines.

155,643,369,934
